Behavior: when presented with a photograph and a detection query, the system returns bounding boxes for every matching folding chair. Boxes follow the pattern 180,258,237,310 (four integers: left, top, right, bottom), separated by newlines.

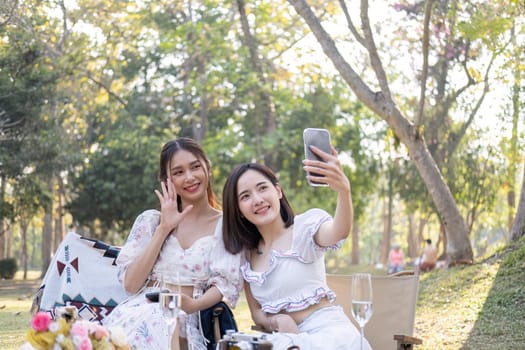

326,272,422,350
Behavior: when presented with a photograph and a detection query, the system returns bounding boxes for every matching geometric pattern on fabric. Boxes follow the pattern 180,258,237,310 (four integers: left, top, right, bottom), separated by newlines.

35,232,128,323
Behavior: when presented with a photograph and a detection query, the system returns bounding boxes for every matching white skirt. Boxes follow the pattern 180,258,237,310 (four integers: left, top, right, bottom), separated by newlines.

267,305,372,350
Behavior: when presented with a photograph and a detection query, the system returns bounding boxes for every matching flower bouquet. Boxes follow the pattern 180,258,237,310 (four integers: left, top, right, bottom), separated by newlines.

20,307,130,350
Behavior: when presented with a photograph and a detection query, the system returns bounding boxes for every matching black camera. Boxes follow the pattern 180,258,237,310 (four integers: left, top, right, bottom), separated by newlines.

217,331,273,350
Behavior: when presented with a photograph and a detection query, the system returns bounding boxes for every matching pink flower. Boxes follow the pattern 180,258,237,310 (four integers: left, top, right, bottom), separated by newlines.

31,312,52,332
92,324,109,340
70,322,89,337
78,337,93,350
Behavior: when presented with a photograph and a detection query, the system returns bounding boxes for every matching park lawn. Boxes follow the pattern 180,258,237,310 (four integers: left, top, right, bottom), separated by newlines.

0,270,41,350
1,237,524,349
0,297,34,350
415,237,525,349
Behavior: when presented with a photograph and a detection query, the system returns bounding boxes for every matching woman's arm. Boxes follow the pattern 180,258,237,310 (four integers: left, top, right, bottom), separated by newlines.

244,282,299,333
123,179,193,294
303,145,353,247
180,285,223,314
122,223,172,294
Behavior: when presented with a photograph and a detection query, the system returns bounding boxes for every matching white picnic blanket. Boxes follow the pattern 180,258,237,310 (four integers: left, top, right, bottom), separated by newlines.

35,232,129,322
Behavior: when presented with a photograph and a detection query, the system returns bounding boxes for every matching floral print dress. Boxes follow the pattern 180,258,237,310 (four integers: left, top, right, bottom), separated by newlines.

103,210,242,350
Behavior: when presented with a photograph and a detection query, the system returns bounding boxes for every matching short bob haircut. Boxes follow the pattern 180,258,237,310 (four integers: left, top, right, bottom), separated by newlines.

159,137,219,211
222,163,294,255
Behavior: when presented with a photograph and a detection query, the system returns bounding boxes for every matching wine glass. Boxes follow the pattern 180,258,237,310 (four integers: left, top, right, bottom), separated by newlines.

351,273,373,350
160,291,180,350
160,274,181,350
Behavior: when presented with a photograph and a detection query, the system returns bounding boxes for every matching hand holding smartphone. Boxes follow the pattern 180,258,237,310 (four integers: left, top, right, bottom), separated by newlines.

303,128,332,187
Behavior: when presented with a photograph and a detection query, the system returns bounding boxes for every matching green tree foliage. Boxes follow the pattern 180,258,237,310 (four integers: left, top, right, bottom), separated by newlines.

0,257,17,279
67,117,166,239
0,0,522,269
391,0,513,217
0,2,63,259
0,16,58,179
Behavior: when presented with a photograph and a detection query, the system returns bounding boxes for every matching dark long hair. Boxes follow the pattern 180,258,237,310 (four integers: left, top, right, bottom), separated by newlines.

222,163,294,254
159,137,219,211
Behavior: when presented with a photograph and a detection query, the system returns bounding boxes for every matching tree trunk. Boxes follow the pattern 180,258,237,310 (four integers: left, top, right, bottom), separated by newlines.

381,173,393,265
41,178,54,277
31,225,37,269
0,220,5,260
511,157,525,241
417,217,426,249
55,175,65,252
0,176,7,259
508,26,521,232
287,0,473,264
351,223,359,264
21,221,28,280
6,224,12,258
437,220,447,261
407,214,418,259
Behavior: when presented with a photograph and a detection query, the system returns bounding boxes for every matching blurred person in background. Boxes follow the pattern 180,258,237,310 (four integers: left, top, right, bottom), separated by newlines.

387,244,405,274
419,239,438,272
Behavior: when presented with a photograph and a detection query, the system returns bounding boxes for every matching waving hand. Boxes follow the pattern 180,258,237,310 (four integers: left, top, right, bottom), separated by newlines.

154,179,193,237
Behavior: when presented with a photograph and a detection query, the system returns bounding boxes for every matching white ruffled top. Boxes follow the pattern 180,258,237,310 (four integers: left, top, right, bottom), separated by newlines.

241,208,344,314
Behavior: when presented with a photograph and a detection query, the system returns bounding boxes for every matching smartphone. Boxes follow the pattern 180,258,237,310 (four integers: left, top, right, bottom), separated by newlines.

303,128,332,187
145,291,160,302
145,290,169,302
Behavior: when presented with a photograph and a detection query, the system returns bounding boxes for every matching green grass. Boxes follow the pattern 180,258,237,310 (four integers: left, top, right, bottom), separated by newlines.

0,270,41,350
415,238,525,349
2,238,525,349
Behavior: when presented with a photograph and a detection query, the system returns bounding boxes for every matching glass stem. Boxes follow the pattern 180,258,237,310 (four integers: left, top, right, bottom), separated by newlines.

167,323,171,350
360,325,364,350
167,321,175,350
